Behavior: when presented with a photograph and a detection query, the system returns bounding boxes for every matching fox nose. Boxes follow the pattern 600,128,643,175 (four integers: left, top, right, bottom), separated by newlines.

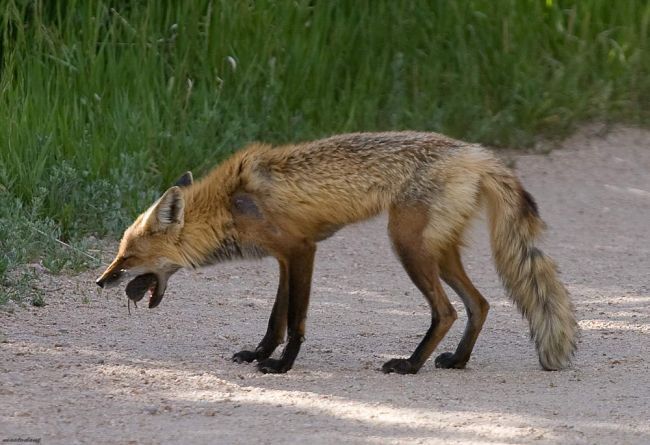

96,278,105,288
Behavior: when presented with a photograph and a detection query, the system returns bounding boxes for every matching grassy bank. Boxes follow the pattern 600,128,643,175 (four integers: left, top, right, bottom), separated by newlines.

1,0,649,300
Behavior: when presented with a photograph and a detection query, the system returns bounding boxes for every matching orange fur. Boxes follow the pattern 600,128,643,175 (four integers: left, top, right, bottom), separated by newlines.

97,132,577,373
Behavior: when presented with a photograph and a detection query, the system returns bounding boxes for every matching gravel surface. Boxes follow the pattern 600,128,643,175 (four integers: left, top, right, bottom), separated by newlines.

1,126,649,444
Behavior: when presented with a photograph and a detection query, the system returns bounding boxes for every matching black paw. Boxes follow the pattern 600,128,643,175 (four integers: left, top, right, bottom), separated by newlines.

381,358,418,374
232,350,258,364
257,358,290,374
434,352,467,369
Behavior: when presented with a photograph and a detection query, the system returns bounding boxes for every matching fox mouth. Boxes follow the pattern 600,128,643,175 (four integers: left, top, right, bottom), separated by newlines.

125,273,165,309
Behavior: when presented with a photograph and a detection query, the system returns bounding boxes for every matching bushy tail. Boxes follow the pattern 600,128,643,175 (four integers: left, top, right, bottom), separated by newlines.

481,164,577,370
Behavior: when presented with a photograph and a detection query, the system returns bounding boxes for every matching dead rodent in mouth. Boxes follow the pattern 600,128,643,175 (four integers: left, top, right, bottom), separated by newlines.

125,273,157,302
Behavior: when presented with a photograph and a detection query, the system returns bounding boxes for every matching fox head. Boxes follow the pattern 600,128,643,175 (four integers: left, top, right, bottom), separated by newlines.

95,172,193,308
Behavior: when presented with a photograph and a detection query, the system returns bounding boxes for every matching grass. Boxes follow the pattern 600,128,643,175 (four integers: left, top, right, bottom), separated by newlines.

0,187,100,305
1,0,649,302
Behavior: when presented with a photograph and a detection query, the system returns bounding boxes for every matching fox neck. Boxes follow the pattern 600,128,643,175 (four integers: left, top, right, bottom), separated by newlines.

173,155,267,268
176,227,267,269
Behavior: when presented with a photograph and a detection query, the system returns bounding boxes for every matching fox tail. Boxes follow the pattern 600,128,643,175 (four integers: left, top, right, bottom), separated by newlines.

481,163,578,370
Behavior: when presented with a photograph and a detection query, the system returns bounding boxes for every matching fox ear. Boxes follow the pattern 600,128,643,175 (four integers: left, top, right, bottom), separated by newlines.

174,171,193,187
144,186,185,232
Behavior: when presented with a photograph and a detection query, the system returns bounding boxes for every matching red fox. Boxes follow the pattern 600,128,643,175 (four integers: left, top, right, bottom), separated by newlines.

96,132,577,374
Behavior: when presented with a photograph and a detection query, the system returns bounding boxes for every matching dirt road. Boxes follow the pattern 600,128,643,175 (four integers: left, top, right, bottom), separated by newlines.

1,127,649,444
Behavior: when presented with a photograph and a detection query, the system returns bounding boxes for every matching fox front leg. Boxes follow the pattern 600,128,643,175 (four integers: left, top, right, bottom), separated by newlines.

232,260,289,363
257,242,316,373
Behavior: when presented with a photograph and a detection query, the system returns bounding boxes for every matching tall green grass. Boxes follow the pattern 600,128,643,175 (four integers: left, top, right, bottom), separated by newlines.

1,0,649,296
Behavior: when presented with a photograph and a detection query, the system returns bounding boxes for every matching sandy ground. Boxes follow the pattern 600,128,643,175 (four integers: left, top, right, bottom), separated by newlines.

1,126,649,445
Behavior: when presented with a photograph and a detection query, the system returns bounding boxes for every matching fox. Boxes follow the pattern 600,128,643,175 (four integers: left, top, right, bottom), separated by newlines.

96,131,578,374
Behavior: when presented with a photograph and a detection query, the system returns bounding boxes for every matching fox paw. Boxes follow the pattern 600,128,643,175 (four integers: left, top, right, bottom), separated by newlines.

434,352,467,369
232,350,258,364
381,358,418,374
257,358,290,374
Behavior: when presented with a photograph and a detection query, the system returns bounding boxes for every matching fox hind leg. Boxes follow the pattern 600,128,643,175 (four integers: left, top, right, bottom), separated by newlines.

435,246,489,369
382,205,458,374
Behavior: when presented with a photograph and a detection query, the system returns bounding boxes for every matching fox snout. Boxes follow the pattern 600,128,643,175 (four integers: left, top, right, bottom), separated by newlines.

95,272,120,288
96,261,126,289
